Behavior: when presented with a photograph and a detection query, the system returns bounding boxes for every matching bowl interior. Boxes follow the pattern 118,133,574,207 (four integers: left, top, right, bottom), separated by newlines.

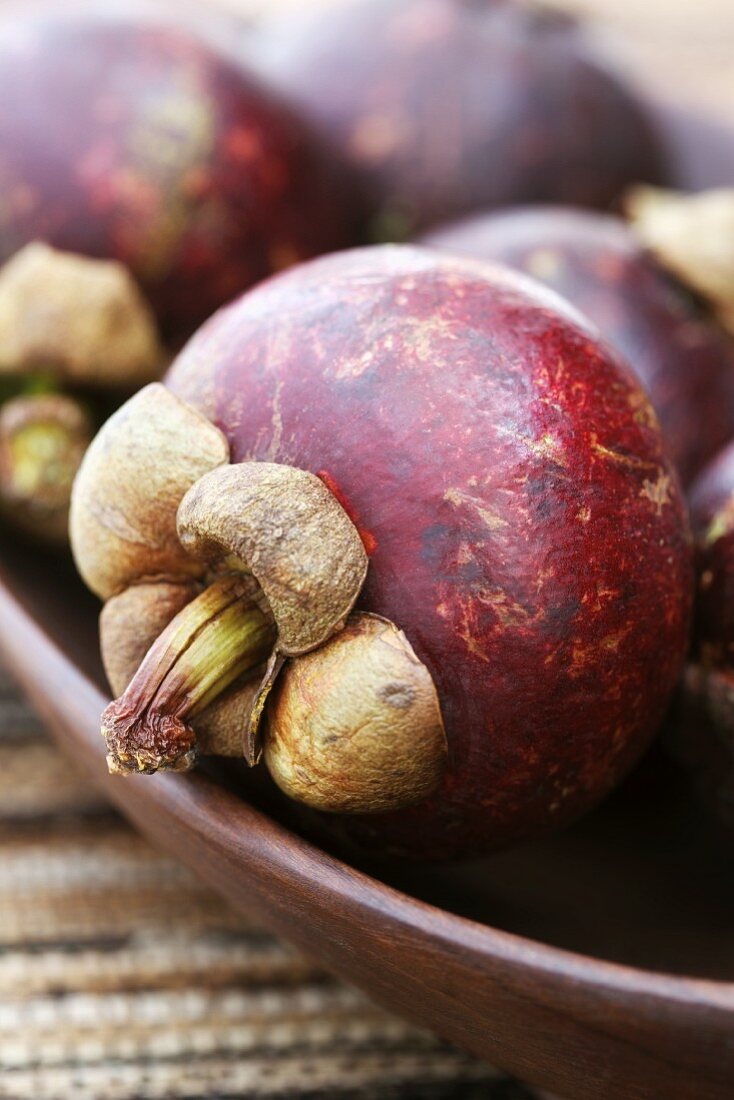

4,531,733,984
3,100,734,993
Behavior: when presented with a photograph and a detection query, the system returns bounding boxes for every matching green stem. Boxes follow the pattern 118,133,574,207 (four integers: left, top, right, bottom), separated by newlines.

0,372,58,403
101,575,276,775
0,392,91,542
3,420,77,502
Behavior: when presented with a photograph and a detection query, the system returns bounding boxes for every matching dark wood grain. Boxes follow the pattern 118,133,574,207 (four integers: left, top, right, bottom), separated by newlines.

1,102,734,1100
0,674,522,1100
1,543,733,1100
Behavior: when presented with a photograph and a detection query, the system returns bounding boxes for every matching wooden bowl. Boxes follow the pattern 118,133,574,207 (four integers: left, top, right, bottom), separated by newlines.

2,104,734,1100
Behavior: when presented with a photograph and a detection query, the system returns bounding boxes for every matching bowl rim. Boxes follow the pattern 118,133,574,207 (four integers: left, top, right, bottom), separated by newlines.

1,569,732,1012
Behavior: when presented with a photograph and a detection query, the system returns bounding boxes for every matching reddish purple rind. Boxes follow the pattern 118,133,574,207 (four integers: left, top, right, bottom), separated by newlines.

688,443,734,665
668,446,734,829
668,665,734,829
694,529,734,669
168,245,692,859
0,8,361,338
250,0,667,237
423,206,734,487
688,441,734,532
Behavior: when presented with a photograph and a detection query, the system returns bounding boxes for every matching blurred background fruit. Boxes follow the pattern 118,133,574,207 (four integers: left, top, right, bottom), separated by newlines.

424,205,734,487
0,3,362,342
248,0,667,239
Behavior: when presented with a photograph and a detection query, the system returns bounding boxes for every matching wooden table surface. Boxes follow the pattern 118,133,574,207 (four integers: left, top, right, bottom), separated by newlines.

0,665,536,1099
1,1,732,1097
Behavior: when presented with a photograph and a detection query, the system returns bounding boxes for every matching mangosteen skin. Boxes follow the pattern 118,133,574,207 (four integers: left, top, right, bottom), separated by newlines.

167,245,692,859
249,0,667,239
689,444,734,667
667,445,734,827
424,207,734,487
0,9,360,339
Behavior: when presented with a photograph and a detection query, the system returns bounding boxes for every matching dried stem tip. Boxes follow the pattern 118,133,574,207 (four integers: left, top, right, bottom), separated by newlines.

265,613,448,813
0,392,92,542
101,575,276,775
626,186,734,338
0,242,165,387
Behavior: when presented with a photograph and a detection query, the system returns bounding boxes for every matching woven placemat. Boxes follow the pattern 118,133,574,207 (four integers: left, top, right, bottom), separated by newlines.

0,663,538,1100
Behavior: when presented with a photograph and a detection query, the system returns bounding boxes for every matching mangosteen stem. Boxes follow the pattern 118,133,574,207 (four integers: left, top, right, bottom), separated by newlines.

2,413,78,502
101,575,276,775
0,393,92,541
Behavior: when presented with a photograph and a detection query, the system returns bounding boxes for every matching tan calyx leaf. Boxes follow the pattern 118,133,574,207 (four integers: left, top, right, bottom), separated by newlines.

264,612,448,814
244,650,286,766
0,242,166,386
626,186,734,337
70,383,229,600
177,462,369,657
196,680,263,759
